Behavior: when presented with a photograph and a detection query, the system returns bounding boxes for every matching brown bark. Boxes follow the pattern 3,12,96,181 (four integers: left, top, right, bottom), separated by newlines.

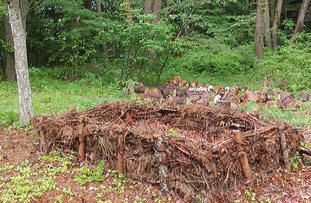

152,0,162,24
4,14,16,81
255,0,263,59
291,0,310,42
144,0,152,23
96,1,108,53
124,0,132,23
117,133,125,175
6,0,34,124
264,0,273,49
272,0,283,48
233,131,252,181
39,130,48,153
84,0,91,9
278,124,291,172
78,115,86,162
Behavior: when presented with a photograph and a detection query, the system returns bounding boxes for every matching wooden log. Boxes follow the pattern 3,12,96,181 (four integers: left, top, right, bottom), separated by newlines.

216,100,231,109
233,130,252,181
117,133,126,175
39,130,48,153
153,133,169,194
278,124,291,172
78,115,86,162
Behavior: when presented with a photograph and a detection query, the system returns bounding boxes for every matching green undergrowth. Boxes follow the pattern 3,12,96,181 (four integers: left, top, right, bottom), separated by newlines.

0,67,125,126
239,101,311,128
0,151,73,203
0,150,169,203
1,62,311,129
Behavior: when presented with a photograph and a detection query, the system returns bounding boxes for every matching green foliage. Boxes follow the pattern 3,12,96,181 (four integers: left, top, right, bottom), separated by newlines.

258,45,311,93
27,0,102,69
73,160,105,185
166,39,255,78
0,151,73,203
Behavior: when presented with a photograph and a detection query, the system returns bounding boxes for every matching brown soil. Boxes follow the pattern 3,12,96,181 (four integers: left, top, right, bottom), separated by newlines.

0,127,181,203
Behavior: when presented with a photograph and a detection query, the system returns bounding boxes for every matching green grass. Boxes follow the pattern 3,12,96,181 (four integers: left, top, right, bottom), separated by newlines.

1,67,311,128
238,101,311,128
0,67,125,126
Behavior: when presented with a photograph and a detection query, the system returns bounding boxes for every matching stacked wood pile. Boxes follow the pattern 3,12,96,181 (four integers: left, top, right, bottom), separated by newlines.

33,102,305,201
134,76,311,115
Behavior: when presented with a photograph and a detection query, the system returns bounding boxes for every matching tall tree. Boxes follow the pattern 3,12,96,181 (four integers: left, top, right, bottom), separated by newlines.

152,0,161,24
4,13,15,81
124,0,132,23
264,0,272,49
4,0,29,81
255,0,263,59
144,0,152,23
291,0,310,42
5,0,34,124
271,0,283,48
96,1,108,53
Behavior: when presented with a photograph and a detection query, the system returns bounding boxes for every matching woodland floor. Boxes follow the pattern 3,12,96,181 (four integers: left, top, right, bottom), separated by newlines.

0,125,311,202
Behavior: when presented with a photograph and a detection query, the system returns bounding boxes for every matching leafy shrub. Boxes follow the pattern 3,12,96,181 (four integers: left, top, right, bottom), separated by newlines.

259,45,311,93
166,39,255,79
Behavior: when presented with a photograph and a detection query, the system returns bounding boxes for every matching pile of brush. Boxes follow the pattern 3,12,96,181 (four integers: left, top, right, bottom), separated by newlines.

33,101,305,201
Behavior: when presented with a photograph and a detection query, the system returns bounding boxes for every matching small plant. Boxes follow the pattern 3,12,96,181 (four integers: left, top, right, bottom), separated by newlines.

290,151,302,169
196,195,202,202
62,186,73,196
74,160,105,185
168,129,176,135
244,189,256,201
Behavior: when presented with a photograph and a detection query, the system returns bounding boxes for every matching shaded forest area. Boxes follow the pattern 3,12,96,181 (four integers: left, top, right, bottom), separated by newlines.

0,0,310,90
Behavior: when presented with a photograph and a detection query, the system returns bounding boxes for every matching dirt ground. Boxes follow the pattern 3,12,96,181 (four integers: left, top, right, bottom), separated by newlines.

0,128,180,203
0,127,310,203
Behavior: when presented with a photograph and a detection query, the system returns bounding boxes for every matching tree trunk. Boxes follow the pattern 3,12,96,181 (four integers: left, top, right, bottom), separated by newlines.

255,0,263,59
4,14,16,81
152,0,162,24
20,0,29,30
272,0,283,48
144,0,152,23
264,0,273,49
291,0,310,42
96,1,108,53
6,0,34,124
125,0,132,23
84,0,91,10
4,0,29,82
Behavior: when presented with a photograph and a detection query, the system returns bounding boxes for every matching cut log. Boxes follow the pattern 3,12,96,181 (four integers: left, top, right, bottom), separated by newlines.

117,133,126,175
215,100,231,109
78,115,86,162
153,133,169,194
278,124,291,172
233,130,252,181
